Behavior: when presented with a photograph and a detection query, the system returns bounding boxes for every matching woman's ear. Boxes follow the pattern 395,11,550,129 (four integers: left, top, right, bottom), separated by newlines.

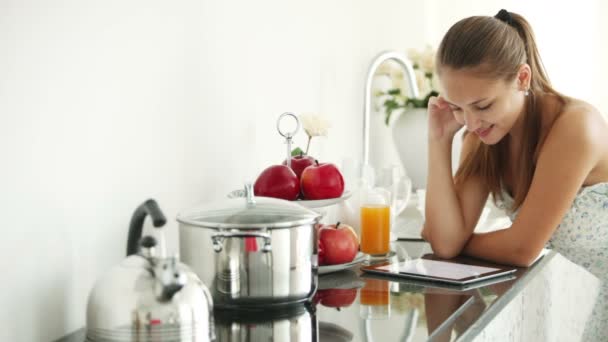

517,64,532,90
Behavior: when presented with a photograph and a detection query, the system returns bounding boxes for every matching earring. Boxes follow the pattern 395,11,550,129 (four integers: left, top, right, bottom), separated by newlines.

524,89,530,96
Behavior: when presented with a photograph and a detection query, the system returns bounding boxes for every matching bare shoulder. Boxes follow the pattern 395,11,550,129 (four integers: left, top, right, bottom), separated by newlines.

547,98,606,149
541,98,608,184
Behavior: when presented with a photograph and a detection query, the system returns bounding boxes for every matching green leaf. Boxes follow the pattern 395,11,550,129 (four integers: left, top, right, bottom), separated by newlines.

291,147,304,156
405,98,424,108
422,90,439,107
403,90,439,109
384,98,401,109
385,110,393,126
384,104,407,126
387,88,401,96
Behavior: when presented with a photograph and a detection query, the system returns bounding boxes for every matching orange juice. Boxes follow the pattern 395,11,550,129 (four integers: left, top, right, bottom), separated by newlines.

360,205,390,255
360,278,390,306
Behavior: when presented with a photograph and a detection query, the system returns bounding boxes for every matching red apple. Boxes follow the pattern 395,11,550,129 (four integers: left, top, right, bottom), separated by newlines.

300,161,344,200
318,222,359,266
315,223,326,265
254,165,300,201
283,152,315,179
314,288,357,309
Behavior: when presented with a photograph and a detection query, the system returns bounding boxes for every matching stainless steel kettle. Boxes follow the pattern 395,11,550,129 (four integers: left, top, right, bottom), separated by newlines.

86,199,215,341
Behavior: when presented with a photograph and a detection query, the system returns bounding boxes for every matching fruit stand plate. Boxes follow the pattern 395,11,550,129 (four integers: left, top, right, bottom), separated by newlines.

227,190,352,209
318,252,366,275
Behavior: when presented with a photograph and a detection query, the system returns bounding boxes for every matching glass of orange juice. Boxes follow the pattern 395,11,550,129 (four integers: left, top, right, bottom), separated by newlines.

360,188,391,259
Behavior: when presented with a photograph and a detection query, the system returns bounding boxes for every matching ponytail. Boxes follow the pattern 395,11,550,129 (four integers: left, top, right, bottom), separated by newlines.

508,12,558,95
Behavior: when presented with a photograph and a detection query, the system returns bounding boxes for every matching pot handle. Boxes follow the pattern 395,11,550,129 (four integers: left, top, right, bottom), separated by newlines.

127,199,167,256
211,231,272,253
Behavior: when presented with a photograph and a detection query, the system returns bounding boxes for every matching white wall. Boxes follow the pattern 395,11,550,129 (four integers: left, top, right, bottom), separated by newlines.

0,0,428,340
1,1,193,340
1,1,605,341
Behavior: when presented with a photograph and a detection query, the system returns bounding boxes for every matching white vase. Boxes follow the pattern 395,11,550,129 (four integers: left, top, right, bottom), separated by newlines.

391,108,464,190
368,109,403,174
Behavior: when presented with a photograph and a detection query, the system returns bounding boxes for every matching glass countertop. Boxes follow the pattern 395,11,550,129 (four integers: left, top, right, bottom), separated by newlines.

55,241,555,342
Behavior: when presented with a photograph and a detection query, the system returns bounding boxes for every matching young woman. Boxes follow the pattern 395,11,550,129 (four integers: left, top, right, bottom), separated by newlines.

420,10,608,339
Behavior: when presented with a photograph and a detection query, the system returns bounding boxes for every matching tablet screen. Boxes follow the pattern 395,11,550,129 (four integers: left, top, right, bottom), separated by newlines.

363,257,517,284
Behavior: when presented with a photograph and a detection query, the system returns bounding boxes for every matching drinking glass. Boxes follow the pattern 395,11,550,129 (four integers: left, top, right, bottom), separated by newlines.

360,187,391,259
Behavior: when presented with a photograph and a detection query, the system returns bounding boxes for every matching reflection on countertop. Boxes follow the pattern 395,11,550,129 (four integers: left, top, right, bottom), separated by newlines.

55,240,599,342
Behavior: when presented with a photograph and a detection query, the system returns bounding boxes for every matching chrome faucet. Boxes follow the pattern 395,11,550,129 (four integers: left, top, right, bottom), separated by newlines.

362,51,419,166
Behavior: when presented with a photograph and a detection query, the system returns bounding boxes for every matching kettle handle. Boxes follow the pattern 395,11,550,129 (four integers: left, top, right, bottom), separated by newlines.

127,199,167,256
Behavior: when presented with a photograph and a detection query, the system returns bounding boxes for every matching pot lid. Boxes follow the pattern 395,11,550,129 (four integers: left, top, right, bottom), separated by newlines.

176,184,321,229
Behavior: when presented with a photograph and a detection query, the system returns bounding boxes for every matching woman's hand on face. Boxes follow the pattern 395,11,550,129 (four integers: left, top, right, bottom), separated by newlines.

428,96,463,143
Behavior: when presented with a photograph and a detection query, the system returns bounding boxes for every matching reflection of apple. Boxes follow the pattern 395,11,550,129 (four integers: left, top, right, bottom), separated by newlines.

254,165,300,200
300,161,344,200
283,152,315,179
318,222,359,266
314,288,357,309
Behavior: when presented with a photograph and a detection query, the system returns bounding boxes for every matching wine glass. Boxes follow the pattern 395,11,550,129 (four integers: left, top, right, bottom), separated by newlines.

375,165,412,217
375,165,413,240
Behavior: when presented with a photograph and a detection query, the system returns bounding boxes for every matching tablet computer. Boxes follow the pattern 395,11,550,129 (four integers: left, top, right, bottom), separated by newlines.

362,269,516,292
361,255,517,286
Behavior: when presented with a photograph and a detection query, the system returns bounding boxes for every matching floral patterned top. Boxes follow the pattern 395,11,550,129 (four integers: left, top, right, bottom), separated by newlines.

495,182,608,340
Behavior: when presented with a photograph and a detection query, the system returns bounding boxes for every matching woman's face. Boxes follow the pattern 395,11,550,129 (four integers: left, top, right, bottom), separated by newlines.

438,66,528,145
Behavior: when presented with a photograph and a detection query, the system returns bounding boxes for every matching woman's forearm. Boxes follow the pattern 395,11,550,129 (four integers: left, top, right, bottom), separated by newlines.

425,138,468,258
463,230,538,267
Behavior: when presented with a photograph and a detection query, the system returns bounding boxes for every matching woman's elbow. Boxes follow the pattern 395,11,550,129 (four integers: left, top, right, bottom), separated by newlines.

423,224,468,259
508,247,541,267
507,256,534,268
428,240,464,260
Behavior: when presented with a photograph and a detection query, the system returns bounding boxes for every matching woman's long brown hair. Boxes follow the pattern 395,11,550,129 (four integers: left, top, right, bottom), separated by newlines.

437,11,566,210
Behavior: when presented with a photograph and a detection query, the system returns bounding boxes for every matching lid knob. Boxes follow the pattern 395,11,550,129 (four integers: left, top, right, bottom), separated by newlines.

154,256,187,301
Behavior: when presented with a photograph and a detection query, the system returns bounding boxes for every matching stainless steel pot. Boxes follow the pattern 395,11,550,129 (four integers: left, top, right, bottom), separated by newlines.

177,184,321,308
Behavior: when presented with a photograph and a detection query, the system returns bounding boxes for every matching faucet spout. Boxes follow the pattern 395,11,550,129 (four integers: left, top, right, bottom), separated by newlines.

362,51,419,166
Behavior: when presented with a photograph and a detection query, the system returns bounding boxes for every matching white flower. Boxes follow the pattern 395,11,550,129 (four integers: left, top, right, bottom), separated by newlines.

390,68,405,91
375,61,395,76
375,61,405,89
375,45,439,125
419,46,436,74
415,69,432,98
372,62,403,111
299,113,330,137
431,72,442,94
407,48,422,68
371,76,393,111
